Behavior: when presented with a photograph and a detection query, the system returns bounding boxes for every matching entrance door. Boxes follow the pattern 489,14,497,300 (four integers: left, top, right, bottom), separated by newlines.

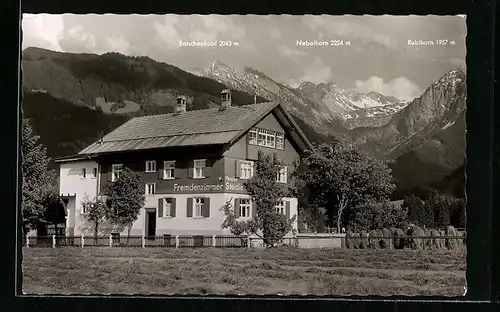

145,209,156,238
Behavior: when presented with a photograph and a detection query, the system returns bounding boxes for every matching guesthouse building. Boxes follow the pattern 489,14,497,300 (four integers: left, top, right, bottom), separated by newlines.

56,90,313,237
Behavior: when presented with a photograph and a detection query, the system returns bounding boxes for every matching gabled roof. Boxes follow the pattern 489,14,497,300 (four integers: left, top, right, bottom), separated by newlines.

78,102,313,156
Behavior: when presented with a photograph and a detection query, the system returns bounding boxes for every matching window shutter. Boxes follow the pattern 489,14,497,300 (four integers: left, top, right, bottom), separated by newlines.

187,198,193,217
188,166,194,179
235,160,241,178
204,159,211,178
158,198,164,218
171,198,176,217
158,161,164,180
202,198,210,217
286,201,291,218
173,162,179,179
252,200,257,218
108,170,112,182
234,199,241,217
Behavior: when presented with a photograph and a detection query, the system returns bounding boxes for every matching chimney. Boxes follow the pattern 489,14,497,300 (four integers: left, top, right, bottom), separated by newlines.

174,96,187,115
220,89,232,110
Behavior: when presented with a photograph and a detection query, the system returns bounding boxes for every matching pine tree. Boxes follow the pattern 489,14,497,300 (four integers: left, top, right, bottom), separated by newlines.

21,118,54,236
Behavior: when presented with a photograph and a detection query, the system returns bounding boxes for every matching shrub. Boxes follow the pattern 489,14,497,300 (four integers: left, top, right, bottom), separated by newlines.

406,225,425,250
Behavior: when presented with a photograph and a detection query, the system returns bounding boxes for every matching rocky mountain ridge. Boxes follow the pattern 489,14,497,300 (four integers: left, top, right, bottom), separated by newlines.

194,61,408,131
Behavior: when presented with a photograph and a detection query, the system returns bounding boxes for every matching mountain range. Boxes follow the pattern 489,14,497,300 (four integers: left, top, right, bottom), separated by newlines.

21,47,467,199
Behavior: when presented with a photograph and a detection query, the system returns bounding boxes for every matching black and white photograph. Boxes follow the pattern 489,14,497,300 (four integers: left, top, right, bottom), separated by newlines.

20,14,467,296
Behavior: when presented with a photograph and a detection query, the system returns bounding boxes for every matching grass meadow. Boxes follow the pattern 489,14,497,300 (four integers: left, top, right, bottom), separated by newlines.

22,247,466,296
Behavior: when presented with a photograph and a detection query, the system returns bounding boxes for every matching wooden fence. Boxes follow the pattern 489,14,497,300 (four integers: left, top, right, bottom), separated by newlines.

21,233,466,250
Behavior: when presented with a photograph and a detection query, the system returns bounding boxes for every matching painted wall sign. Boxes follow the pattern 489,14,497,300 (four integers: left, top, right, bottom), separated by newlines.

173,183,224,192
168,177,246,193
224,176,245,192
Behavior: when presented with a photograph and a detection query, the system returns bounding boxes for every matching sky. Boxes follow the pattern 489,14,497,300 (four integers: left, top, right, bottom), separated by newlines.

22,14,467,101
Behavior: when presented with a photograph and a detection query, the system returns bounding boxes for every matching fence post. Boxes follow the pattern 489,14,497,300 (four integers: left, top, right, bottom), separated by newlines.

52,235,56,248
26,236,29,248
247,237,251,248
212,235,216,247
142,235,145,248
175,235,180,248
81,234,85,248
109,234,112,247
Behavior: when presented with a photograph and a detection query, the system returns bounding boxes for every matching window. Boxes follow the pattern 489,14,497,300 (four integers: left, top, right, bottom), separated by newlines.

112,164,123,182
92,168,98,178
145,183,156,195
276,166,288,183
258,132,266,146
194,198,204,217
145,160,157,172
193,159,206,178
266,133,275,147
256,129,276,148
164,198,173,217
239,199,251,217
276,133,285,149
240,161,254,179
82,202,88,214
248,129,258,145
81,168,86,178
275,201,286,215
163,161,175,179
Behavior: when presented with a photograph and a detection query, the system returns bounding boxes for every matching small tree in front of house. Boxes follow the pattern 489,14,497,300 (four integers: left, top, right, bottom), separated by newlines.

221,151,297,247
81,195,111,243
300,141,395,234
105,167,145,242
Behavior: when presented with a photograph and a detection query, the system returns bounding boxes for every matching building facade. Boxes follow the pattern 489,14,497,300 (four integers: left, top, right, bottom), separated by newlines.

56,90,313,237
54,157,99,236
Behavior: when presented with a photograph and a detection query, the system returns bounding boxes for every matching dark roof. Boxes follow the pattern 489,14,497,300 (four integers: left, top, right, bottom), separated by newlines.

78,102,313,155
